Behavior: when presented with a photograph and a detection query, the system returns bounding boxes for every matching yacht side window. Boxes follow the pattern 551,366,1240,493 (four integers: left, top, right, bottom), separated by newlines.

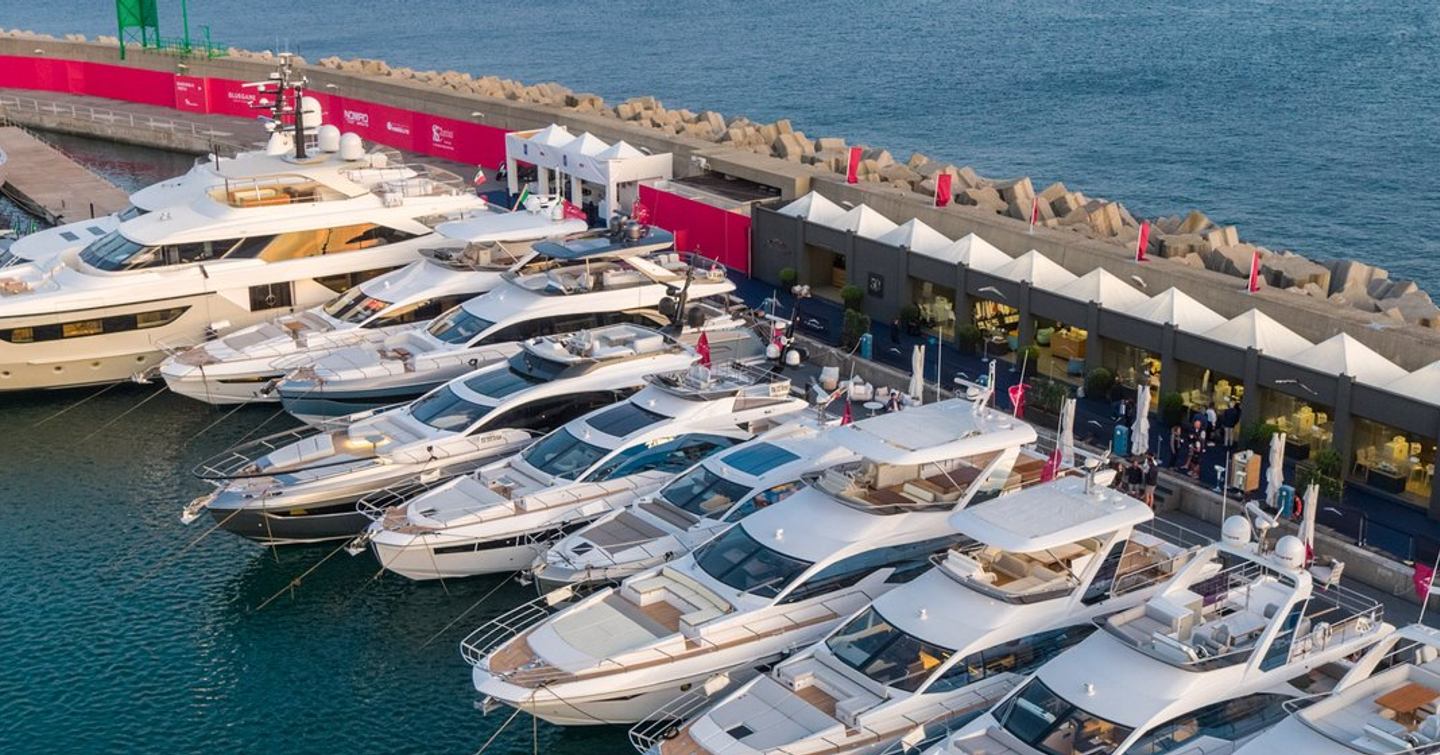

778,535,960,604
368,295,471,328
719,481,803,523
1125,694,1290,754
585,434,739,482
995,678,1133,755
926,625,1095,694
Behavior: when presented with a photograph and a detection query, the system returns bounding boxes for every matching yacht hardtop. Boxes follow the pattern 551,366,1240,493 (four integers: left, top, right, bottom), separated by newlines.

531,419,858,590
155,197,589,404
643,472,1208,755
0,127,488,391
1235,623,1440,754
363,356,808,581
184,322,696,545
942,526,1389,755
464,399,1045,726
271,229,743,423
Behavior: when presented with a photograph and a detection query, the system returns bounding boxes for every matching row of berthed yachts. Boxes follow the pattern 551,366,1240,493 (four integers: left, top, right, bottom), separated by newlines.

5,126,1431,754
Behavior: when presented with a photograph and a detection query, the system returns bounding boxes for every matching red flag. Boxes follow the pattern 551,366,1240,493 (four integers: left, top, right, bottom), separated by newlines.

771,324,784,352
1008,382,1027,419
840,399,853,425
561,199,587,222
631,199,651,225
1415,561,1436,601
1135,220,1150,262
696,332,711,367
845,146,862,185
1247,251,1262,293
1029,195,1040,232
934,173,952,207
1041,448,1061,481
472,167,487,187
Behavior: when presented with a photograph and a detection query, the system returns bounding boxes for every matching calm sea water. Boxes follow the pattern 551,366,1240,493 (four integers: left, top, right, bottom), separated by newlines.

10,0,1440,289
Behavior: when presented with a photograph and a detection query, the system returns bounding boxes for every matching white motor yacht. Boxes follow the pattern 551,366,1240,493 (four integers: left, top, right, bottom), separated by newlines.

938,524,1389,755
1235,623,1440,754
531,420,857,591
155,197,587,404
637,472,1209,755
464,398,1046,726
184,323,696,545
0,119,490,391
271,228,742,424
362,358,807,580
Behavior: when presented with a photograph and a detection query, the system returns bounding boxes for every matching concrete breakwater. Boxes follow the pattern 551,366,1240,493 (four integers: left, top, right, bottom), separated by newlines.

2,28,1439,366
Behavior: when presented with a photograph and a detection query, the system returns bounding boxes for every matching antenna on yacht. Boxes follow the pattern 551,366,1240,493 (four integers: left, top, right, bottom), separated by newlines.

245,53,310,160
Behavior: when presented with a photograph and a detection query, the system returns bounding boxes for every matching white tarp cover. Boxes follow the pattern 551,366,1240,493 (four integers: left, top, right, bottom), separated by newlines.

776,191,846,225
948,475,1151,553
1284,333,1408,386
1053,268,1150,310
1200,309,1313,359
1132,383,1151,456
814,204,898,240
1384,360,1440,407
876,218,953,256
924,232,1013,270
992,249,1079,289
1124,287,1227,332
1266,431,1287,506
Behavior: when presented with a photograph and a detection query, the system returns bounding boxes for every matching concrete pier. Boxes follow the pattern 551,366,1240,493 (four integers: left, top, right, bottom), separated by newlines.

0,125,129,223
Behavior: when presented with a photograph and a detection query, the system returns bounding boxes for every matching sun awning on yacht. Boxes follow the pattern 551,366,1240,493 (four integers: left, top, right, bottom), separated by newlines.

1283,333,1408,386
875,218,953,256
1199,310,1312,359
1052,268,1150,309
991,249,1078,289
1121,287,1227,332
1384,360,1440,407
776,191,847,225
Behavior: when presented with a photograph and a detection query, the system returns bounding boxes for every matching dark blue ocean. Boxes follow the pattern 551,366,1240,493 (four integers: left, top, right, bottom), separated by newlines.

1,3,1438,754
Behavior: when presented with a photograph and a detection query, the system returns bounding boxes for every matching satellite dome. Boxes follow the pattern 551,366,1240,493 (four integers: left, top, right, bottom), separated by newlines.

1221,515,1252,547
338,132,364,161
1274,535,1306,570
317,125,341,152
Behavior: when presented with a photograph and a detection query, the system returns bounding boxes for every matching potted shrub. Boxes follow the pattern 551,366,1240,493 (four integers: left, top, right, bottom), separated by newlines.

1083,367,1114,400
1239,420,1282,454
1159,391,1188,428
840,284,864,312
1027,377,1069,425
955,323,982,354
899,304,923,335
841,309,871,351
1015,344,1042,371
1296,448,1344,500
778,267,797,288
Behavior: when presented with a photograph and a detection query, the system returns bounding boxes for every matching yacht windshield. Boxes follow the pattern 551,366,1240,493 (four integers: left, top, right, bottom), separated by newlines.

427,306,494,344
117,205,148,221
408,387,491,431
826,607,954,692
79,231,159,271
462,366,544,398
323,286,393,324
694,524,811,598
520,428,608,480
658,465,753,517
996,679,1133,755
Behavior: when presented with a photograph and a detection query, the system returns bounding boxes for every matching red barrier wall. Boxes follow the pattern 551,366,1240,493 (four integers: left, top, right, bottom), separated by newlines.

0,55,508,167
639,184,751,275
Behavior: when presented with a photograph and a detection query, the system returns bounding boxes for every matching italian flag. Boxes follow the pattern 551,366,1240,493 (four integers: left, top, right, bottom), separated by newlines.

511,187,531,211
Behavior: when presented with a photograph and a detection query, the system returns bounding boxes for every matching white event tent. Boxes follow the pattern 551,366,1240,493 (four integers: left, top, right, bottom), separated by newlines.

504,124,672,218
1053,268,1149,309
1124,287,1227,332
1200,310,1313,359
1283,333,1408,386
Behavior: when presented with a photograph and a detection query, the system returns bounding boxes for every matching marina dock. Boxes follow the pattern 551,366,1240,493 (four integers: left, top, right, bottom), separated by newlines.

0,125,129,224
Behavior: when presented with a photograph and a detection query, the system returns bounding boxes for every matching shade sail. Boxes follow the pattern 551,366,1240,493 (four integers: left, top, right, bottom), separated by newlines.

1123,287,1227,332
875,218,953,256
1053,268,1150,310
1284,333,1407,386
1200,310,1312,359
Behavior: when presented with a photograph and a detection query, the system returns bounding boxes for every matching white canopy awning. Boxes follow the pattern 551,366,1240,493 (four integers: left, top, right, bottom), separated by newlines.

1123,287,1227,332
776,191,846,225
992,249,1078,289
924,232,1012,271
1200,310,1312,359
504,124,672,215
1385,360,1440,407
1284,333,1408,386
876,218,952,256
816,204,898,240
1053,268,1150,309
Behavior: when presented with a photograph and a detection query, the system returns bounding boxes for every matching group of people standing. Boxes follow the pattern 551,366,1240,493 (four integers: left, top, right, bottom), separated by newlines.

1166,403,1243,478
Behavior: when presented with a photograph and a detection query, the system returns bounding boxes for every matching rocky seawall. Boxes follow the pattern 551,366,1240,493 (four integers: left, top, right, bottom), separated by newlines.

4,27,1435,330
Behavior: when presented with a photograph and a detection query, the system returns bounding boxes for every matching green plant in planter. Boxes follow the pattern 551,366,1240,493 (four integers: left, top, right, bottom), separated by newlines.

1159,391,1188,428
841,309,871,350
1084,367,1114,399
1297,448,1344,499
1029,378,1069,415
955,323,982,349
900,304,922,326
1016,344,1042,370
1239,421,1282,454
840,284,864,311
778,267,797,288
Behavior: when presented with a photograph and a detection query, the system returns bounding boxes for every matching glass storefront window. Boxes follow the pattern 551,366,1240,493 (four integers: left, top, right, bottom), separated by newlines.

1175,361,1242,411
910,279,957,341
1259,390,1333,457
1101,339,1158,391
1351,417,1435,506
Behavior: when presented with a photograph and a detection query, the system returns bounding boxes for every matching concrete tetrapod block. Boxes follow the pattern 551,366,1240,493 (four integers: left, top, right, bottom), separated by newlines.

1177,210,1214,235
1324,259,1390,299
1161,233,1211,258
1261,253,1332,292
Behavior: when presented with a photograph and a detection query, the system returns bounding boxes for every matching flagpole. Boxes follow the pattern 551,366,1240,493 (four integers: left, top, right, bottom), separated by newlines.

1421,549,1440,626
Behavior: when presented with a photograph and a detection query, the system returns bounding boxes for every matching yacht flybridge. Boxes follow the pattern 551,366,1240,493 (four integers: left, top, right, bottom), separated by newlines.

638,473,1208,755
184,323,697,545
939,525,1389,755
272,228,743,424
155,197,589,405
531,421,858,591
0,75,489,391
361,357,807,580
463,398,1047,727
1234,623,1440,754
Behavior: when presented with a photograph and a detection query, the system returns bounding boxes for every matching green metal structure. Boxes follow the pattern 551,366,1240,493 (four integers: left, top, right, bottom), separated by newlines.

115,0,224,59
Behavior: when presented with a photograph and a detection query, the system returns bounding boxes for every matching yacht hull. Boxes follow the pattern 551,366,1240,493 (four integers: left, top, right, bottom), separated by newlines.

164,371,282,405
279,383,438,425
372,518,600,581
209,502,371,546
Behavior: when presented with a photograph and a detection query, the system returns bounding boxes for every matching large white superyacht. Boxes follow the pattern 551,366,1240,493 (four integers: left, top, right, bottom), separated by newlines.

636,472,1209,755
0,115,488,391
464,398,1049,726
530,418,858,591
154,196,587,404
271,228,742,424
185,323,697,545
938,524,1389,755
362,357,806,580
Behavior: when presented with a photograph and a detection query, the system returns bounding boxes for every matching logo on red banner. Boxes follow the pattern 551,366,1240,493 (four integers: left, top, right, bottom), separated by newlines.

173,75,206,113
385,120,411,136
342,108,370,128
430,123,456,152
